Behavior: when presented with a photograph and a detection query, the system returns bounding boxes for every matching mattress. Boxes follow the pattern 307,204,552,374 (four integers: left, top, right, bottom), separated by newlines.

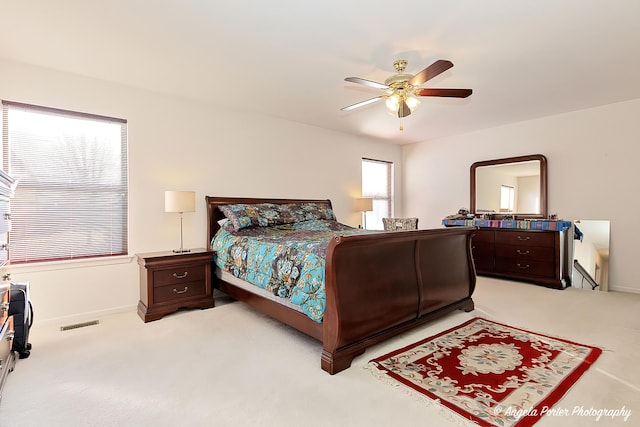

211,218,367,322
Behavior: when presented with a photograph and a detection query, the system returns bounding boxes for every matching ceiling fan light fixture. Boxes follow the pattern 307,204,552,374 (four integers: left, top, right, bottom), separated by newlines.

385,95,400,114
342,59,472,131
406,94,420,111
386,93,419,116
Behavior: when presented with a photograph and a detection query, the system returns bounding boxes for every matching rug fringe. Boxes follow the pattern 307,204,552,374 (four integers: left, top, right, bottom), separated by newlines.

365,363,480,426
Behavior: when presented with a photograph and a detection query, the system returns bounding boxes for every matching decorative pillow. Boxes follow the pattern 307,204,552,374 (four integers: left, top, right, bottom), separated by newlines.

219,202,335,231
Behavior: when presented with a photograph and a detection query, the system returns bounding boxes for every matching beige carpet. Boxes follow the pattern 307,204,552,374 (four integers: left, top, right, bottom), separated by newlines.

0,277,638,426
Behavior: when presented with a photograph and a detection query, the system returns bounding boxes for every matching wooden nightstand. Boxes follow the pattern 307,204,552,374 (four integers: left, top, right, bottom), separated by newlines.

136,249,215,322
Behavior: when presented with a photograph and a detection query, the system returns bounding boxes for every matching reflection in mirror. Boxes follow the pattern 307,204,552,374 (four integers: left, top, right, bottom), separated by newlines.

572,220,610,291
475,161,540,213
470,154,547,219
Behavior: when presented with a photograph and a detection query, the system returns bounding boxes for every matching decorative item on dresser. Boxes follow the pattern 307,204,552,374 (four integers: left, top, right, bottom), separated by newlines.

136,249,214,322
0,170,17,403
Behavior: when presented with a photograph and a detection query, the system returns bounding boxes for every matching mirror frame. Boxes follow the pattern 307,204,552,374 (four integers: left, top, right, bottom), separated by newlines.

470,154,548,219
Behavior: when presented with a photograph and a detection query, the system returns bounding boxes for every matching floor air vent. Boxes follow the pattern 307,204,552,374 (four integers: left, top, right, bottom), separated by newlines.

60,320,100,331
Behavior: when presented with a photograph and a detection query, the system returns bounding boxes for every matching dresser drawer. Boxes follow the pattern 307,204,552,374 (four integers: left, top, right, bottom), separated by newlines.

0,284,8,326
495,230,555,248
1,283,12,371
472,242,494,272
0,233,7,269
495,258,556,278
153,264,206,287
153,280,206,304
0,203,8,235
473,229,495,243
495,244,555,262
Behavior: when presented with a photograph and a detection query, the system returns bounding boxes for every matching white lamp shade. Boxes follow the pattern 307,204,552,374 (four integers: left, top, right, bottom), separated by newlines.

165,191,196,213
354,197,373,212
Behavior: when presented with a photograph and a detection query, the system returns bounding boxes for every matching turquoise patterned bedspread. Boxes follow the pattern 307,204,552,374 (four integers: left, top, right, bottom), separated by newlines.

211,219,366,322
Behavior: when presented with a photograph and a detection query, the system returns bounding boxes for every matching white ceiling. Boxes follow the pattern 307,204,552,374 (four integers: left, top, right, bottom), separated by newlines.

2,1,640,145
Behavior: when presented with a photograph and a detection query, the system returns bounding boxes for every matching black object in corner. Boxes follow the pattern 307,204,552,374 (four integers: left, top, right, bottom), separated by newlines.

8,282,33,359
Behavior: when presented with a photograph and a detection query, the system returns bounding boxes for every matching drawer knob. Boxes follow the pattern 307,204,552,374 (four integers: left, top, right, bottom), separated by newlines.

0,301,8,312
516,236,530,241
2,273,10,281
173,272,188,279
516,249,530,255
517,263,531,269
173,286,189,294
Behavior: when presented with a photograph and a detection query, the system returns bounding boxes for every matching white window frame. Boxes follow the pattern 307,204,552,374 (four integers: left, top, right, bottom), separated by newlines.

361,158,393,230
500,185,515,212
2,101,129,264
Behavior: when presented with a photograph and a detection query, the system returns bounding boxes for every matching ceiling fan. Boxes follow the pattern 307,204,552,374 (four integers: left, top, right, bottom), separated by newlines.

341,59,472,130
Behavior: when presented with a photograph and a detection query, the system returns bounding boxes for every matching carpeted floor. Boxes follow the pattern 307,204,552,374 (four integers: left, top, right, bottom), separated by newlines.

0,277,638,426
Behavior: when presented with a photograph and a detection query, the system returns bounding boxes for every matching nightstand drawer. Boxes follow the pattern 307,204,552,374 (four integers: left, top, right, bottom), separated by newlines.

153,265,206,287
154,281,206,304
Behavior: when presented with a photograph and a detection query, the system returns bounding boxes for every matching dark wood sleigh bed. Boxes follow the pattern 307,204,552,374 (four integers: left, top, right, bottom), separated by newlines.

206,196,477,374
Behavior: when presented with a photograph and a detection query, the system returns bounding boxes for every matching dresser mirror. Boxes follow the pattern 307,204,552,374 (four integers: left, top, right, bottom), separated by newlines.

470,154,547,218
573,220,610,292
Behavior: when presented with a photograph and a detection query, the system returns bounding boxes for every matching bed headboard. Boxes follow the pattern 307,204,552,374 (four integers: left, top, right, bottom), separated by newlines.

206,196,333,247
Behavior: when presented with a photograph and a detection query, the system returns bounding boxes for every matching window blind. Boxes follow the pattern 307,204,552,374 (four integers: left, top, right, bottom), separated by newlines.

2,101,128,263
361,158,393,230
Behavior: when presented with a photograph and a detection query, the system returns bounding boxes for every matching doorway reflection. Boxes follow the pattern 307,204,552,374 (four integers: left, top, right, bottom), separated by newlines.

573,220,610,291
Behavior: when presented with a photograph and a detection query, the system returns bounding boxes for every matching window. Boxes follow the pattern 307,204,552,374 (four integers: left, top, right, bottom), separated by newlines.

361,158,393,230
500,185,515,212
2,101,128,263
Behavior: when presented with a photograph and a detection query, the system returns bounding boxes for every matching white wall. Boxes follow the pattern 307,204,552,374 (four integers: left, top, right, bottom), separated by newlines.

516,175,539,213
0,59,403,324
403,98,640,294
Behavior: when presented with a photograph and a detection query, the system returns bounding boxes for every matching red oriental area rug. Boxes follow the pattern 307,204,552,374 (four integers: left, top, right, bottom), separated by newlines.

368,317,602,427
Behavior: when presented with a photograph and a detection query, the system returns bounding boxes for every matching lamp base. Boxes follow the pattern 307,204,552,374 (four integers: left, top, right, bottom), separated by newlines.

172,248,191,254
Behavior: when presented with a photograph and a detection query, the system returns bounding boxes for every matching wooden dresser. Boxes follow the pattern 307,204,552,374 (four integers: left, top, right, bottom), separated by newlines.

444,219,572,289
472,227,572,289
0,170,16,402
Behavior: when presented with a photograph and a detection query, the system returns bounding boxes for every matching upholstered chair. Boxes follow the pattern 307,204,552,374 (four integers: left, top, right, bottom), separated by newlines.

382,217,419,231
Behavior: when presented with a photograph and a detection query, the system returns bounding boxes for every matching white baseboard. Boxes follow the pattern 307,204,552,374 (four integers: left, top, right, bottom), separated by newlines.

33,305,138,331
608,286,640,294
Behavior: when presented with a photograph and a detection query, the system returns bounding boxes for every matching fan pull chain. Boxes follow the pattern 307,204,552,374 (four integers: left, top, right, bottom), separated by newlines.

399,117,404,131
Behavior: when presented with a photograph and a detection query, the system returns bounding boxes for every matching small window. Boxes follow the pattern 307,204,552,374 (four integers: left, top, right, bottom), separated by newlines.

2,101,128,263
500,185,515,212
361,158,393,230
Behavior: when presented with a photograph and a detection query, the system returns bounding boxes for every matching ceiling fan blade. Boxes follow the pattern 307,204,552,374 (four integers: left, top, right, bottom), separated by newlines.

416,88,473,98
344,77,389,90
409,59,454,86
397,100,412,118
341,96,383,112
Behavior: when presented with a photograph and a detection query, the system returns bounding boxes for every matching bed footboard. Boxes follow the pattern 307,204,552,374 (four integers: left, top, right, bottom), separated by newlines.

321,226,476,374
